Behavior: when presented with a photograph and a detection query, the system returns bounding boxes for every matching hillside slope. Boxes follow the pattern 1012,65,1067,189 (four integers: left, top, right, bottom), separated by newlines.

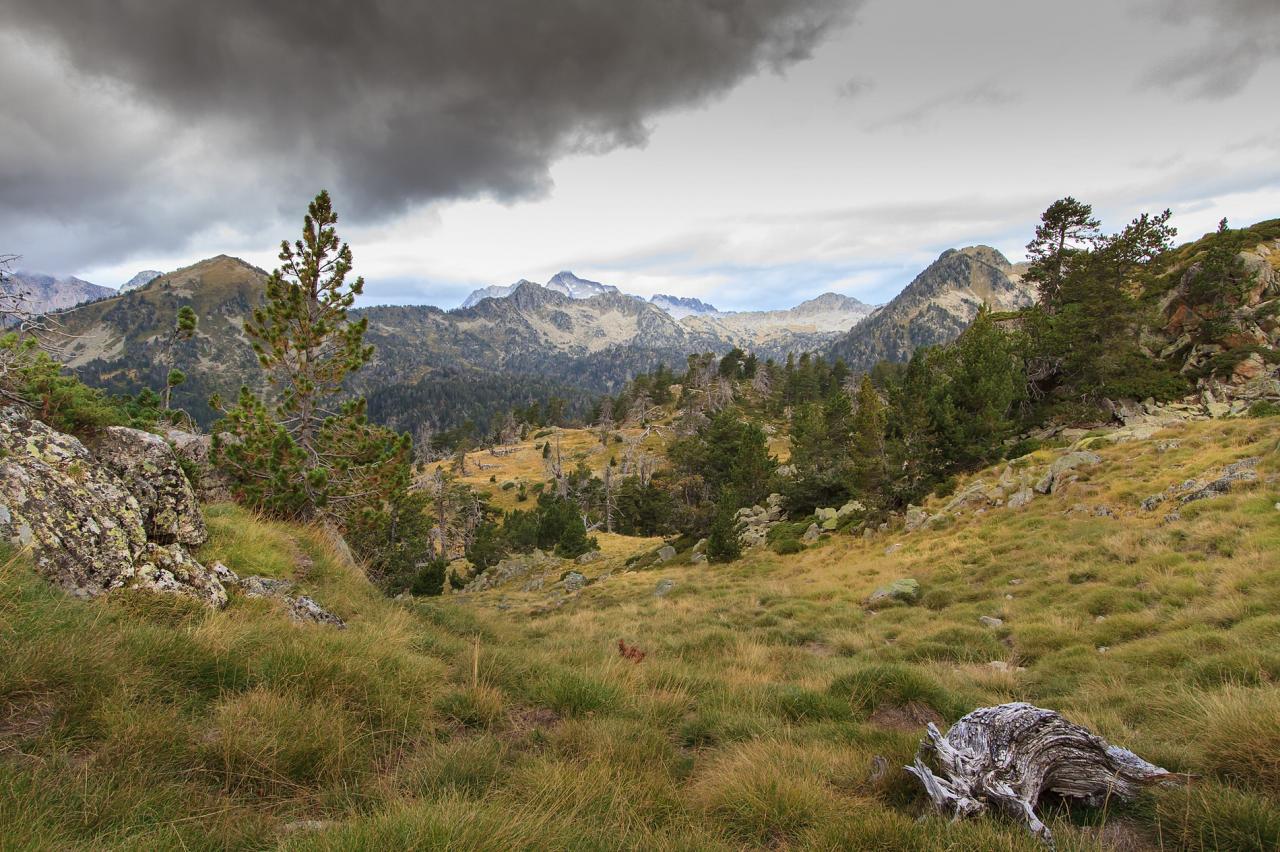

827,246,1035,370
2,416,1276,849
4,271,115,315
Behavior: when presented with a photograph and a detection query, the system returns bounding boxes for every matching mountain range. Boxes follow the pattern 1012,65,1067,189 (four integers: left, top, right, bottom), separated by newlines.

39,246,1036,431
2,271,116,316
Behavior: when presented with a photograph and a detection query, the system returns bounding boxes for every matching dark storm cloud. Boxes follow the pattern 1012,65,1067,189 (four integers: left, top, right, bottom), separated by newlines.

0,0,853,268
1143,0,1280,97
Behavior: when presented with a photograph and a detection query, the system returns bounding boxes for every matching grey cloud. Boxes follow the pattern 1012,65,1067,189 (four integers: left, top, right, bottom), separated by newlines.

863,80,1019,132
1141,0,1280,97
836,75,874,99
0,0,854,270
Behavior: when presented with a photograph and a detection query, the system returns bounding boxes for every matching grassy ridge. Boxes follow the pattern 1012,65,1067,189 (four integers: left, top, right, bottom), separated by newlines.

1,419,1278,849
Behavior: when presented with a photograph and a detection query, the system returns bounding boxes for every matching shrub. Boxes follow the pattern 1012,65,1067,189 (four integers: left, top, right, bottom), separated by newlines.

706,508,741,563
770,536,802,555
828,663,966,721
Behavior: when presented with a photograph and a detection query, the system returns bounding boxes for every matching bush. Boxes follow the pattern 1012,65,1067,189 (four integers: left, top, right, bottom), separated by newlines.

1249,400,1280,418
706,508,741,563
828,663,967,721
770,536,802,555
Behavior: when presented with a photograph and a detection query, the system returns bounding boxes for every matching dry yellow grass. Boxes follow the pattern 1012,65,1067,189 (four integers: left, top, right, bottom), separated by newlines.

1,417,1277,849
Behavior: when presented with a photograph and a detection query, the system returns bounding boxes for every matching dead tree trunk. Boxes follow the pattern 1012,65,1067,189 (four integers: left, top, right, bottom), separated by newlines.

906,702,1177,848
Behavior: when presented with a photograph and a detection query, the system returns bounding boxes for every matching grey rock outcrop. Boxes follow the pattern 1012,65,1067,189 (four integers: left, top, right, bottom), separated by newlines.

239,574,344,627
1142,457,1260,510
90,426,207,545
164,428,235,503
735,493,785,548
868,578,920,606
1034,451,1101,494
0,406,226,607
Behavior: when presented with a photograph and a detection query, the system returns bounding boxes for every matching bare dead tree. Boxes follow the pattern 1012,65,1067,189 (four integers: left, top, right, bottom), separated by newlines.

602,463,616,533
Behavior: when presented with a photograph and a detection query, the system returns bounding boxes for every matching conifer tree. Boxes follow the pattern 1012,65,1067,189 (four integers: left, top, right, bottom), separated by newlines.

162,305,197,410
213,190,408,519
850,373,887,495
1025,197,1101,309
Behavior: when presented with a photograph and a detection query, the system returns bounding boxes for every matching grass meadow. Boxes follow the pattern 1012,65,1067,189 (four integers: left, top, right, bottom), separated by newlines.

0,418,1277,849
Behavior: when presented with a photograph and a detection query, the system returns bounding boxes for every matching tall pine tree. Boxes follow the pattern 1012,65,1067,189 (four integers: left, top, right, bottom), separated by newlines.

214,190,408,519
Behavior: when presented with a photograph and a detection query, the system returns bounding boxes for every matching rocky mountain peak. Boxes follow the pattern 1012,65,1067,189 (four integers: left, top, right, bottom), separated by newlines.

119,270,162,293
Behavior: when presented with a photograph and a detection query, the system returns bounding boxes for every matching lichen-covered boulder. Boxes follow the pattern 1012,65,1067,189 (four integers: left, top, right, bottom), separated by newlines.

1034,451,1102,495
163,428,235,503
869,578,921,606
89,426,206,546
0,406,225,606
238,574,345,627
137,542,228,608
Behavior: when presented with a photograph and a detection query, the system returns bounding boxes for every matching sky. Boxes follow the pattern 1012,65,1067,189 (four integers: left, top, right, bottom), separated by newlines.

2,0,1278,311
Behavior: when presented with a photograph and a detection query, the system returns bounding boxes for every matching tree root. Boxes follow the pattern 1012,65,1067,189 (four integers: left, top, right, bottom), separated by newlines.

905,702,1178,847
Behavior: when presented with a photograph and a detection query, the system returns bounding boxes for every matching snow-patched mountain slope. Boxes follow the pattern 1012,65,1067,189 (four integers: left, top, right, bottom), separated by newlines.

119,270,162,293
649,294,719,319
460,271,618,309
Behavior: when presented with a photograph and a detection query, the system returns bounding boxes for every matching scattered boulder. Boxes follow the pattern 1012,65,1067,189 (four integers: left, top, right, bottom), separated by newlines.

238,575,344,627
89,426,207,546
1007,487,1035,510
1142,457,1260,510
561,571,586,592
575,550,604,565
735,493,785,548
137,542,228,608
690,553,707,565
654,578,675,597
979,615,1004,629
836,500,865,519
802,524,820,544
869,578,920,606
1034,451,1102,494
655,545,677,563
289,595,346,627
904,506,929,532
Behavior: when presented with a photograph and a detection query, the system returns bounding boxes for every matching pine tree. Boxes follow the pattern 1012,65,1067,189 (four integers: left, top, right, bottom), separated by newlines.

850,374,887,495
1025,197,1101,309
162,305,197,410
213,190,408,519
706,503,741,563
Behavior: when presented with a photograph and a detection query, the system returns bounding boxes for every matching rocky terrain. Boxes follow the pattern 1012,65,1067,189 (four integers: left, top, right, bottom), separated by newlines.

2,271,115,315
0,403,343,624
826,245,1036,370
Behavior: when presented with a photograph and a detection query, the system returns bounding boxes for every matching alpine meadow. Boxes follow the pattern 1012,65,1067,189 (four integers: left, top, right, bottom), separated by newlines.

2,2,1280,850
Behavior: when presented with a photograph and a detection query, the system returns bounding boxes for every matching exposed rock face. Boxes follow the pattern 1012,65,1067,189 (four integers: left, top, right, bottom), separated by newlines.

90,426,207,545
827,245,1036,372
0,406,226,606
735,493,785,548
1141,457,1260,511
1033,451,1102,495
164,428,235,502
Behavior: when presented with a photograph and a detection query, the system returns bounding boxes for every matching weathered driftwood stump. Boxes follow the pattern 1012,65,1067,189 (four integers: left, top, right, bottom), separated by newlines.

906,702,1175,847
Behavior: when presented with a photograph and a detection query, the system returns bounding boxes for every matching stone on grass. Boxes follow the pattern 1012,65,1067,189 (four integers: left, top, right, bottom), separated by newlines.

869,578,920,605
